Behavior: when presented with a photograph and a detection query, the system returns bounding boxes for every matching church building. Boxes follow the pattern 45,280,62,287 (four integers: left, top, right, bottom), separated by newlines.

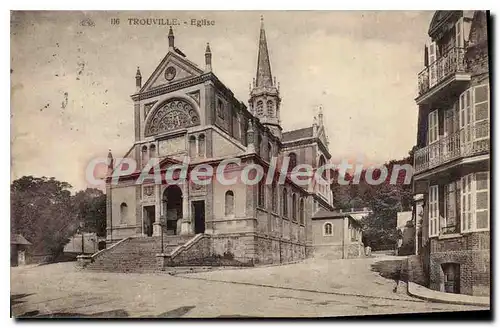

103,18,335,266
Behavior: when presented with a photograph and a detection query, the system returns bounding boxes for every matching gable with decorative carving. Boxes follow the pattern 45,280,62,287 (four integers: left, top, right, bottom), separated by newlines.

144,101,158,119
144,98,200,136
141,52,204,92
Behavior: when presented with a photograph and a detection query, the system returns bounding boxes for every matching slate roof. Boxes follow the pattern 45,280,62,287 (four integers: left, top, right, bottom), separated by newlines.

428,11,460,36
282,127,314,142
312,210,362,227
11,234,32,245
312,209,347,219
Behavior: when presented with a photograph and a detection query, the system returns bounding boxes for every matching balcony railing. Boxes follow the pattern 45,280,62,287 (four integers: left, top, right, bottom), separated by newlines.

418,47,467,96
440,224,459,235
414,122,490,174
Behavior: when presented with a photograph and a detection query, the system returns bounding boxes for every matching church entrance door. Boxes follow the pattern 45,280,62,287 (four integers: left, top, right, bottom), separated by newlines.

143,206,155,237
163,185,183,235
192,201,205,234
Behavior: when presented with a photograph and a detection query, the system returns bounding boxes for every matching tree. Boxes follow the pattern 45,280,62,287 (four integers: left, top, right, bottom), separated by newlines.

329,149,415,250
72,188,107,237
11,176,78,257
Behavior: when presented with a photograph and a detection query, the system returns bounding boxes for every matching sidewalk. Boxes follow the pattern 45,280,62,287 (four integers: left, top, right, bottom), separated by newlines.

407,282,490,307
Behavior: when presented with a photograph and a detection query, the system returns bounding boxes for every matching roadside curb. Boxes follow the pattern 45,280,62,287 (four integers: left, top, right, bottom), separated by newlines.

407,281,490,307
168,260,305,275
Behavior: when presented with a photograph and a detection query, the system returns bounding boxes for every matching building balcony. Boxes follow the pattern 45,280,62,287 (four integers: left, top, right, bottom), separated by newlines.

416,47,470,106
414,122,490,175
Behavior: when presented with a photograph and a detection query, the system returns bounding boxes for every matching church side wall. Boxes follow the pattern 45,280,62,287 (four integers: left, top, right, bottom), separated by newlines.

109,184,139,240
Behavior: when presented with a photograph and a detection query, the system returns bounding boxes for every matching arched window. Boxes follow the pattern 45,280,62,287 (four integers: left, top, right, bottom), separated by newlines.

198,134,205,158
120,203,128,224
258,178,265,208
282,188,288,217
149,144,156,159
299,198,305,225
288,152,297,172
141,145,148,167
256,100,264,116
324,222,333,236
225,190,234,216
266,100,274,116
292,193,297,221
271,182,277,212
189,135,197,158
267,142,272,161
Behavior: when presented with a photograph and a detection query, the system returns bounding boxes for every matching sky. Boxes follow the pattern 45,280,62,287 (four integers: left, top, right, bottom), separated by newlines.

10,11,434,191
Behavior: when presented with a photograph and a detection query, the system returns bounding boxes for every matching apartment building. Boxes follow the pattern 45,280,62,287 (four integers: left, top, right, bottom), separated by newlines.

413,11,490,296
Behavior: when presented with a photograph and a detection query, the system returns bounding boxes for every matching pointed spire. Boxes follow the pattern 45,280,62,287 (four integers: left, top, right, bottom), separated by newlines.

205,42,212,72
255,15,273,88
135,66,142,91
168,26,175,49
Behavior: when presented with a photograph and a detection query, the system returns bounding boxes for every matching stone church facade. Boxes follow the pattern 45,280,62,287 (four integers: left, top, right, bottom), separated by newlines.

105,19,334,265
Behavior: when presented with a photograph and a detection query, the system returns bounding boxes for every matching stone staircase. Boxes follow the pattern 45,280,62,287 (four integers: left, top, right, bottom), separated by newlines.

85,235,194,273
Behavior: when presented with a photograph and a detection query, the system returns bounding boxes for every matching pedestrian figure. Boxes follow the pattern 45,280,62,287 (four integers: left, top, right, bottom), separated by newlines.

393,261,402,293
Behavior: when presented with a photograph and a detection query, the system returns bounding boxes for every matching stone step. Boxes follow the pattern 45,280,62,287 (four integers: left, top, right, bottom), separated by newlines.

85,235,196,273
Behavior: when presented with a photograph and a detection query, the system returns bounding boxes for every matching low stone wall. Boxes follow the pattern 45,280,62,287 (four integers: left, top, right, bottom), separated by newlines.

407,255,427,286
347,243,364,258
254,236,306,265
157,233,308,268
312,243,365,260
211,234,255,264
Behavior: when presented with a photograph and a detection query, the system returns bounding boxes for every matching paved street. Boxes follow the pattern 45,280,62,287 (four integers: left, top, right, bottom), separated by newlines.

10,255,486,318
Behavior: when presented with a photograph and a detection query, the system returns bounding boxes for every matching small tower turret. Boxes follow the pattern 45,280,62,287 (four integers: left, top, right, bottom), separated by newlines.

205,42,212,73
248,16,282,140
168,26,175,49
135,66,142,92
106,149,114,177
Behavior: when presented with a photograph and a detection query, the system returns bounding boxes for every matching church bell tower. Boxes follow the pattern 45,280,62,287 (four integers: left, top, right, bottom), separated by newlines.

249,16,282,139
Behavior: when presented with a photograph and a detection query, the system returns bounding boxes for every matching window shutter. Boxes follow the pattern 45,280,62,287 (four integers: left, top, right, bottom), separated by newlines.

474,172,489,230
428,41,437,87
473,84,490,141
428,110,439,144
455,17,464,48
459,88,472,147
429,185,439,237
461,174,473,232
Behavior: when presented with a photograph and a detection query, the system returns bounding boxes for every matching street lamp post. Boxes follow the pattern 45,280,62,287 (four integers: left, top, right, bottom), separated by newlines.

161,198,166,254
79,221,85,255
